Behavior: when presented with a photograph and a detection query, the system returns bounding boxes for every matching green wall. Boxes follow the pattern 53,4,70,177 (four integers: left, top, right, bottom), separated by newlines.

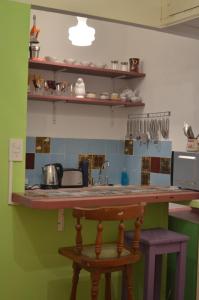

0,2,168,299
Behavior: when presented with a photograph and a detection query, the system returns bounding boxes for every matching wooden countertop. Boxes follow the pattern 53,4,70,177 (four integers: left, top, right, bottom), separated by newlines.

12,185,199,210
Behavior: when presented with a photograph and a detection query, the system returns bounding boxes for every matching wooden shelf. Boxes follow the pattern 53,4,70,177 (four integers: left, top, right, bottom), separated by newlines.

28,93,145,107
29,59,146,79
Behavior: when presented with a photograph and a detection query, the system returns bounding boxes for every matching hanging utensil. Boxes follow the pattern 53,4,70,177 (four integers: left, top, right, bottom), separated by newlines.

183,122,189,138
125,119,130,140
140,119,149,144
154,118,159,142
164,118,170,139
129,119,133,139
187,125,194,139
132,119,136,139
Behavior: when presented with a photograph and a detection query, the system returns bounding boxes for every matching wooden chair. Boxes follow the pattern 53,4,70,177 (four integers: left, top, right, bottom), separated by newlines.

58,203,145,300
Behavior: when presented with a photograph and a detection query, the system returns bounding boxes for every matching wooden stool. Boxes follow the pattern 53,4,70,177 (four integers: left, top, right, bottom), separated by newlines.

123,228,189,300
58,203,145,300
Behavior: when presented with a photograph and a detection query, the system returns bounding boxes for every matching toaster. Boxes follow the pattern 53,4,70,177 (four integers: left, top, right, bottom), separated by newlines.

61,168,83,188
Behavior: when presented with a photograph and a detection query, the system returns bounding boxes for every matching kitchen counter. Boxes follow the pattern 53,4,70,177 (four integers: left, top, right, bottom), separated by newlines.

12,185,199,210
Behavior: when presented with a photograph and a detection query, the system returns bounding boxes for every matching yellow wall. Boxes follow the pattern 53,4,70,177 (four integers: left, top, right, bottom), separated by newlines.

13,0,161,27
13,0,199,28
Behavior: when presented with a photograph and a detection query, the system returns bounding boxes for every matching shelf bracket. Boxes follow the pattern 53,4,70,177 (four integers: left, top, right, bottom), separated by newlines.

52,102,56,124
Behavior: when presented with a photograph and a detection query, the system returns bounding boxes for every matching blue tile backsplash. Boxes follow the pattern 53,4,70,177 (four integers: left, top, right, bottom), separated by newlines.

26,137,172,187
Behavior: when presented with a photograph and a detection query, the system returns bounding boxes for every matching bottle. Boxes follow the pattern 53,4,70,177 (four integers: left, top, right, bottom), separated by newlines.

120,61,128,72
121,168,129,186
111,60,119,70
74,78,86,98
79,160,89,187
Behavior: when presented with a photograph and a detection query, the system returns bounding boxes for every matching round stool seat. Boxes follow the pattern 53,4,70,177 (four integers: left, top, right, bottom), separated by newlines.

125,228,189,245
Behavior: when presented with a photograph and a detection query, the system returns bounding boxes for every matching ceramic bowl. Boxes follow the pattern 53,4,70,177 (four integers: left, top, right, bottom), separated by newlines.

63,58,76,65
95,63,107,68
86,92,97,99
100,92,109,100
45,56,58,62
80,61,90,66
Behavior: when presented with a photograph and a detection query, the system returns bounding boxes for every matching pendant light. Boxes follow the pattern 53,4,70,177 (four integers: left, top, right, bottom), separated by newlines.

68,17,95,46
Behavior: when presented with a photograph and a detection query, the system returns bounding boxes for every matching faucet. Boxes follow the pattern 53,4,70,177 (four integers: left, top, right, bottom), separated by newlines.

97,160,110,185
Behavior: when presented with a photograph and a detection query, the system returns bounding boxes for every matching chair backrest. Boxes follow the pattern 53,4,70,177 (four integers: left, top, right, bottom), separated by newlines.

73,203,145,259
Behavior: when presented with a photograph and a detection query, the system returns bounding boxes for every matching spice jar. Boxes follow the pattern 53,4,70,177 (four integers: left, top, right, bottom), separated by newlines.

111,60,119,70
120,61,128,72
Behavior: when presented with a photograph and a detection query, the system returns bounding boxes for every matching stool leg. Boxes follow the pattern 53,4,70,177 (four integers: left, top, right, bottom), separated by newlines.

175,242,187,300
91,271,101,300
154,255,162,300
143,247,156,300
70,262,81,300
105,273,112,300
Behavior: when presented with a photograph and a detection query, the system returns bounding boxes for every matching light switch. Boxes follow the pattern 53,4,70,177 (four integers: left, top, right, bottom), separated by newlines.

9,139,23,161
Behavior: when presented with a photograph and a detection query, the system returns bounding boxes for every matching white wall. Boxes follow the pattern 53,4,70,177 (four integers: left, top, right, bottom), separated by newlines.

28,9,199,150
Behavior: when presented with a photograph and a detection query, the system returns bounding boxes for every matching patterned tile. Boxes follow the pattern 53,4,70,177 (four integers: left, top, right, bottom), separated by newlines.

26,153,35,170
150,157,160,173
36,137,51,153
160,157,171,174
124,139,133,155
141,172,150,185
142,157,151,172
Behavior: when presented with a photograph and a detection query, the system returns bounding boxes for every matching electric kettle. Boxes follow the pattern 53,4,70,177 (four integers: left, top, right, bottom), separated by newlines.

42,163,63,189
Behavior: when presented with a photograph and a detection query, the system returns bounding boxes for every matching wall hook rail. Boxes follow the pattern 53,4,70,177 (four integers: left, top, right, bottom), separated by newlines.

128,111,171,119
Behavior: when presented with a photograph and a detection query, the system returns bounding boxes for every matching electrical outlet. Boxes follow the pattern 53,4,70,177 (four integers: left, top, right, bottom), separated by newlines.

9,139,23,161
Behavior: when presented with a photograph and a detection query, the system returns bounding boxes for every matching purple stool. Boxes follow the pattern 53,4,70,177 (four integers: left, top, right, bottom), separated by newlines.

123,228,189,300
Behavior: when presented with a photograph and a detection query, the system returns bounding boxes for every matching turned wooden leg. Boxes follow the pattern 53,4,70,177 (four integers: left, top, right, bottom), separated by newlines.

126,265,133,300
91,271,101,300
70,262,81,300
105,273,112,300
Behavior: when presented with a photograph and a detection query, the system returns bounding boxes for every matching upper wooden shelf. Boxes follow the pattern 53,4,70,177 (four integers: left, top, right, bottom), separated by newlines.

29,59,146,79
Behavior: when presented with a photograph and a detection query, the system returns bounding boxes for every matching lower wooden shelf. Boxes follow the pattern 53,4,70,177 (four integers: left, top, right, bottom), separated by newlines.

28,93,145,107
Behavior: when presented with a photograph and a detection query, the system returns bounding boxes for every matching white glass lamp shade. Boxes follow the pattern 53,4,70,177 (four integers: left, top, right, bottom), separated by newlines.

68,17,95,46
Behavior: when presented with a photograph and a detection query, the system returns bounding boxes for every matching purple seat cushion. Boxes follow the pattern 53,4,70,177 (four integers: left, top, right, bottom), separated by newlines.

125,228,189,246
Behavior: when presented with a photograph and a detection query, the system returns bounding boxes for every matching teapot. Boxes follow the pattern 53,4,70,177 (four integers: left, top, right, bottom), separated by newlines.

42,163,63,189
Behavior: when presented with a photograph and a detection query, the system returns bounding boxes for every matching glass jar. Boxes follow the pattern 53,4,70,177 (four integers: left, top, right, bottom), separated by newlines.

120,61,128,72
111,60,119,70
